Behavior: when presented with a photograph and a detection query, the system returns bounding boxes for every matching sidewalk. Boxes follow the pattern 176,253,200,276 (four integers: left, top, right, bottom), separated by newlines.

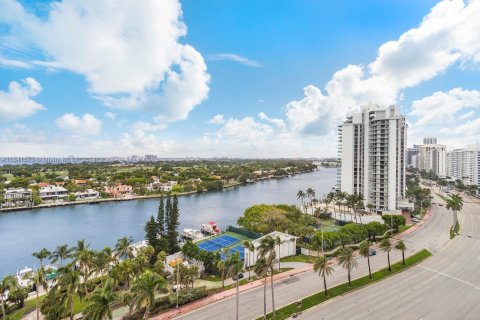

151,208,434,320
151,265,313,320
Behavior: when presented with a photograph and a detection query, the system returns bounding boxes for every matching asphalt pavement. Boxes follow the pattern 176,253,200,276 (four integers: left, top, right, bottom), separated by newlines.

298,194,480,320
176,193,454,320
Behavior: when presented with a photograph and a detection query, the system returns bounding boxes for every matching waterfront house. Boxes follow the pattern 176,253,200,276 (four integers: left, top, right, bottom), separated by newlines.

159,183,173,192
2,188,33,207
104,184,133,197
168,180,178,186
4,188,33,200
74,179,88,186
39,185,69,201
54,181,66,187
74,189,100,199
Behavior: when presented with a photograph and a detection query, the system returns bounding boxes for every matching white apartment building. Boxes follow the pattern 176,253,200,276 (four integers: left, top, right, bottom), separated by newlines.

423,137,437,145
338,104,407,212
4,187,32,200
447,143,480,186
39,185,68,200
419,142,447,178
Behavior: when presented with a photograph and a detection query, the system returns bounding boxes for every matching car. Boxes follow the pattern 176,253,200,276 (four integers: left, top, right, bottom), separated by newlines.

369,248,377,256
412,218,420,223
439,204,444,206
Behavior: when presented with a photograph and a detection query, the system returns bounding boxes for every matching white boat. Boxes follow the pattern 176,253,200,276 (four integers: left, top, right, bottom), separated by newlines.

201,221,221,235
16,266,33,287
181,228,205,241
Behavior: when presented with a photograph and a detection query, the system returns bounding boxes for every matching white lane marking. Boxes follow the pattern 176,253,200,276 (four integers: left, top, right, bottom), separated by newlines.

419,265,480,290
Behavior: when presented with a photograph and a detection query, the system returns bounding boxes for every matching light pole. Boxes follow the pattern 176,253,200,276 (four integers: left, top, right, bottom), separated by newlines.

233,273,244,320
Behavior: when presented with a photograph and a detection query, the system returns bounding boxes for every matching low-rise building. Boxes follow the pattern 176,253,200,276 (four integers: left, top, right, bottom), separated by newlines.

74,179,88,186
104,184,133,197
74,189,100,199
243,231,298,268
159,183,173,192
4,187,32,200
39,185,68,200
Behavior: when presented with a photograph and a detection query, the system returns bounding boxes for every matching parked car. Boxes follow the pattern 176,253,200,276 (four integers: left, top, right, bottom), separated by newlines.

369,248,377,256
412,218,420,223
439,204,444,206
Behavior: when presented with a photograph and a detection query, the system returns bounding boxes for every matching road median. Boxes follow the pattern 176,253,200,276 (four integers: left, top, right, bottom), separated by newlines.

258,249,432,320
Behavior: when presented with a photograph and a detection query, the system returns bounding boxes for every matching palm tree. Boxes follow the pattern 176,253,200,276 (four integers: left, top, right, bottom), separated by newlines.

119,290,136,318
380,238,393,271
217,259,227,289
32,248,51,267
50,244,71,267
0,275,17,319
115,236,134,261
72,241,94,297
227,252,244,320
82,278,119,320
254,258,269,320
243,241,254,280
297,190,306,213
24,267,48,320
131,270,167,319
57,266,82,320
395,240,407,265
313,255,334,296
337,247,358,287
258,236,277,319
359,240,373,279
446,193,463,229
275,236,283,270
306,188,316,214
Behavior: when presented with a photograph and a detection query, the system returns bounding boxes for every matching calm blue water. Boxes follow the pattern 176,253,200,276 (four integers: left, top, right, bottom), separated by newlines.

0,169,336,276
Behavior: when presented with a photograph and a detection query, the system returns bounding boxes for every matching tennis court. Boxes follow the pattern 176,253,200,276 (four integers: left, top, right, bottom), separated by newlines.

223,244,245,260
197,234,240,252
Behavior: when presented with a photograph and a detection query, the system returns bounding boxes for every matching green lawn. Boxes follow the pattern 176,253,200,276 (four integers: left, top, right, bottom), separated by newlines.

398,224,412,233
257,249,433,320
280,254,315,264
6,294,83,320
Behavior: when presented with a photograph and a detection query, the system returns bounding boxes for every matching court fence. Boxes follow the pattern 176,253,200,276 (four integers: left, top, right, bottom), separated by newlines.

226,225,262,239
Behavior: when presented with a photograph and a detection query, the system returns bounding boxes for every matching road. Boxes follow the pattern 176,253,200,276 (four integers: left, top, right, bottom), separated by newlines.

299,194,480,320
176,193,454,320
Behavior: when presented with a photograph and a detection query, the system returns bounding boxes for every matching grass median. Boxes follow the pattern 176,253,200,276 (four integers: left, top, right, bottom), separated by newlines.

258,249,432,320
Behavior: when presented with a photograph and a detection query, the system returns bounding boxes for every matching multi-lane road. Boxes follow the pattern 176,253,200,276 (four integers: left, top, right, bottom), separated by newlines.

299,195,480,320
176,192,467,320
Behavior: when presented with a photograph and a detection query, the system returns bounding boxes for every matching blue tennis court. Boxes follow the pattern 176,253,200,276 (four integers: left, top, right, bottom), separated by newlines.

198,234,240,252
219,245,245,261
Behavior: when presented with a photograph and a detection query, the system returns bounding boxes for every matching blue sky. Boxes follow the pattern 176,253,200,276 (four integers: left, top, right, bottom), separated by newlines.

0,0,479,157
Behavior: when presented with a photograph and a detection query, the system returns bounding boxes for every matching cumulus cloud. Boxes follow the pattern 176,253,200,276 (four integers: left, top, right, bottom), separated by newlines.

410,88,480,126
258,112,285,129
56,113,102,135
208,114,226,125
105,112,116,120
0,77,44,121
0,0,210,123
208,53,261,67
283,0,480,139
130,121,167,132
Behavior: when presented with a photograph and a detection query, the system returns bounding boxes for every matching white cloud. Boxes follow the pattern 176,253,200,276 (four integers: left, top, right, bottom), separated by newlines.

258,112,285,129
440,117,480,136
56,113,102,135
282,0,480,139
105,112,116,120
0,77,44,121
208,114,226,125
0,56,31,68
410,88,480,126
130,121,166,132
208,53,261,67
1,0,210,123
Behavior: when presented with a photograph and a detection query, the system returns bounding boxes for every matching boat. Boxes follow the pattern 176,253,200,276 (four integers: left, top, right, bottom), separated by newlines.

201,221,221,235
16,266,33,287
181,228,205,241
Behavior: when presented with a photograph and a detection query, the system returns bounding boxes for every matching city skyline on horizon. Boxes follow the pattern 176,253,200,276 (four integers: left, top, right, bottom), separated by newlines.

1,0,480,157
